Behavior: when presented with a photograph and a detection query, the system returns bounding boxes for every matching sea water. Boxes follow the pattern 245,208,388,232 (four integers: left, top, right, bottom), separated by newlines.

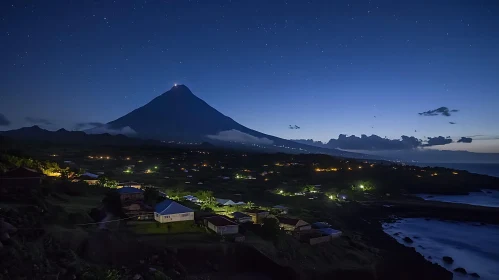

417,190,499,208
383,218,499,279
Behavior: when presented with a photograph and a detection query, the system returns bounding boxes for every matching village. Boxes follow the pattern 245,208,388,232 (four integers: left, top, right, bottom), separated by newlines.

2,145,497,279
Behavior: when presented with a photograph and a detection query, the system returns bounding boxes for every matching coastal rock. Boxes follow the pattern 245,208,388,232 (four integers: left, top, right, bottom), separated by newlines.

442,256,453,264
403,237,413,243
469,272,480,278
453,267,467,274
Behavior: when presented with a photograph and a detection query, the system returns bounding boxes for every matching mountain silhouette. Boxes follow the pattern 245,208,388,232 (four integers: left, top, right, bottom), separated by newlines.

0,125,160,146
102,85,247,141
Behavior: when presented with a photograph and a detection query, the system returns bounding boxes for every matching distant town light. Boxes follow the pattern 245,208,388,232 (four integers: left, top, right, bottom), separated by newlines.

174,83,177,86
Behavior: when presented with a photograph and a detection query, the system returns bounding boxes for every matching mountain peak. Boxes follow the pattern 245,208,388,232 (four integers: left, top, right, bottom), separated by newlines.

165,84,193,95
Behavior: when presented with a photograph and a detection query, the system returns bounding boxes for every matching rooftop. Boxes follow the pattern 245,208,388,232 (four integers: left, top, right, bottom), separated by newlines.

245,209,269,214
232,212,251,219
204,215,238,227
155,199,193,215
117,187,144,194
277,217,303,226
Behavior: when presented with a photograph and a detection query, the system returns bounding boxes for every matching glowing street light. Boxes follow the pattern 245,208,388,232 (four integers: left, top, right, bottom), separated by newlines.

360,185,365,189
279,190,284,194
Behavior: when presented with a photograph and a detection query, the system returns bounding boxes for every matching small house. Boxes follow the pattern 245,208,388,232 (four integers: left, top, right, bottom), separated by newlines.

122,202,154,220
0,167,43,193
154,199,194,223
244,209,269,224
204,215,239,235
117,181,142,189
278,217,311,231
272,205,289,214
232,212,252,223
183,195,199,203
117,187,144,203
312,222,342,238
75,172,99,185
216,198,236,206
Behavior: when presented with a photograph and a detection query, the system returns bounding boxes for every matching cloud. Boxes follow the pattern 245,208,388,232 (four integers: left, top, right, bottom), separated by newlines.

0,113,10,126
423,136,453,147
419,107,459,117
326,134,423,150
288,125,300,129
25,117,53,126
85,124,137,136
449,122,456,125
321,133,476,150
457,137,472,143
207,129,274,145
74,122,105,130
292,139,325,148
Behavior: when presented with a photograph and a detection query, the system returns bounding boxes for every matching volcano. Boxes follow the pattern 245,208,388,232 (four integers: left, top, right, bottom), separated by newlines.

84,85,367,158
99,85,257,141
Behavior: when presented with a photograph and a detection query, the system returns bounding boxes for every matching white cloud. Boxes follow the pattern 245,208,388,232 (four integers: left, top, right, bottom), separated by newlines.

85,124,137,136
207,129,273,145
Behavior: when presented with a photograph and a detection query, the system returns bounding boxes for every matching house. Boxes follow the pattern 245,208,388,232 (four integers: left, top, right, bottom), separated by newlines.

312,222,342,238
204,215,239,235
216,198,236,206
117,187,144,203
154,199,194,223
277,217,311,231
232,212,252,223
75,172,99,185
318,228,342,238
0,167,43,193
183,195,199,203
244,209,269,224
272,205,289,214
117,181,142,189
122,202,154,220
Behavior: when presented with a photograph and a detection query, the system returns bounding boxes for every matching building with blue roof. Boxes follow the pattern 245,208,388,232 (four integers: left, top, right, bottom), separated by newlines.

154,199,194,223
117,187,144,203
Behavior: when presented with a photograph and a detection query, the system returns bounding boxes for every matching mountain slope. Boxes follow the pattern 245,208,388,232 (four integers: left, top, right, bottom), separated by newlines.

105,85,242,141
101,85,370,158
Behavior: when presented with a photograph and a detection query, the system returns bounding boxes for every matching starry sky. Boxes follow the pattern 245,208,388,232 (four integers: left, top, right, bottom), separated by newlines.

1,0,498,153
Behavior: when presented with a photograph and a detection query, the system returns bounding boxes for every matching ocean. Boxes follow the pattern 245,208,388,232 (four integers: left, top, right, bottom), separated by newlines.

417,190,499,208
383,218,499,280
412,162,499,207
412,163,499,178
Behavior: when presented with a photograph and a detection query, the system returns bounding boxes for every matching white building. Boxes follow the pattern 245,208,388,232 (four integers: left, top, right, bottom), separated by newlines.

204,216,239,235
154,199,194,223
216,198,236,206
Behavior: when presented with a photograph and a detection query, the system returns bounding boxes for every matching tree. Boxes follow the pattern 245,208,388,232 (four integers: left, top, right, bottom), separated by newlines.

195,190,214,202
245,201,255,209
143,187,161,205
303,185,316,193
261,217,280,241
200,196,217,210
98,177,118,188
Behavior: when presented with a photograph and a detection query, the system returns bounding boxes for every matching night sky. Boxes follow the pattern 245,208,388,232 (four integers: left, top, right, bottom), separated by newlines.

1,0,498,153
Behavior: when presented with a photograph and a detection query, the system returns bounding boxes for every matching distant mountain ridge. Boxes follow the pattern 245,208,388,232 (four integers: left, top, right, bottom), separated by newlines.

0,125,160,146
